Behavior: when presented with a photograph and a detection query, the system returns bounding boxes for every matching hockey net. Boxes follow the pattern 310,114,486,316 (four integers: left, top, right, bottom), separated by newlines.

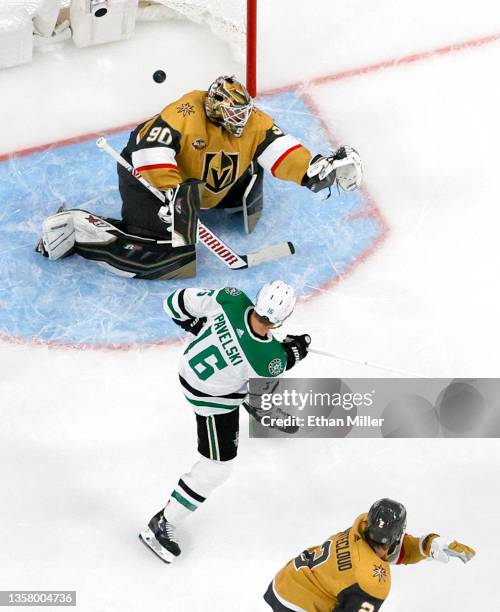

0,1,257,93
137,0,256,94
138,1,245,61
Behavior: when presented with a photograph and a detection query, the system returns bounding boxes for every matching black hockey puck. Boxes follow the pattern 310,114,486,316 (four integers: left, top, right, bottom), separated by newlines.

153,70,167,83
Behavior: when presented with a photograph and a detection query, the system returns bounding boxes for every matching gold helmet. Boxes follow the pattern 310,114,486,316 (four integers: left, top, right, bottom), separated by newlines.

205,75,253,137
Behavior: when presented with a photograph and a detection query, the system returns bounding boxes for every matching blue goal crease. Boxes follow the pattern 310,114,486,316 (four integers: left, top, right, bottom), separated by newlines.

0,92,383,346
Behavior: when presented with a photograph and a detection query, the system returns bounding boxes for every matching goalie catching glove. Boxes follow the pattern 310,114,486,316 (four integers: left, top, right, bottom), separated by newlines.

425,535,476,564
303,145,362,194
282,334,311,370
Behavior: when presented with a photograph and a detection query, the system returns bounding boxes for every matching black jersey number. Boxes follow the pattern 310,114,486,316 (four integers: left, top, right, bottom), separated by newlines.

294,540,332,571
359,604,375,612
146,126,173,146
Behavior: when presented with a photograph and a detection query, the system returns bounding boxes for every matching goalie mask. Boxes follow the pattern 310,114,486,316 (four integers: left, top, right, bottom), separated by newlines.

205,76,253,138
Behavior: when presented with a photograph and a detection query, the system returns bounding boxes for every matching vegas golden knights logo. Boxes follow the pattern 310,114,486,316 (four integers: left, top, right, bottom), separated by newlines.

202,152,239,193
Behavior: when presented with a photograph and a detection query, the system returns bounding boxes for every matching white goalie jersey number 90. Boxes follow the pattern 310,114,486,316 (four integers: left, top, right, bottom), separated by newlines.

146,126,173,146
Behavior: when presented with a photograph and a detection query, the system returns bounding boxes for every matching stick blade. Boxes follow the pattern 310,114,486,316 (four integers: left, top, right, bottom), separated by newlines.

245,241,295,268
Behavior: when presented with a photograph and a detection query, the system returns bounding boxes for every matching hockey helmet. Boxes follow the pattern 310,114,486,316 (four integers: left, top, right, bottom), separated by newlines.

205,75,253,137
366,498,407,549
255,280,296,325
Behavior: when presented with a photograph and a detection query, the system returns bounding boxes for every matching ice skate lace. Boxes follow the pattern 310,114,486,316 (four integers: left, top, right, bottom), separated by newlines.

161,519,178,543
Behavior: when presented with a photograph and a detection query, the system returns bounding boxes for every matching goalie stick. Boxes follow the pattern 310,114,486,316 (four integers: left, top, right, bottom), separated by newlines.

96,138,294,270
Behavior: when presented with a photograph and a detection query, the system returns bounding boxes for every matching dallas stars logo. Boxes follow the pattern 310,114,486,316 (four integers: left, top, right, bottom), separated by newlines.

372,564,387,583
224,287,241,296
268,358,284,376
177,102,195,117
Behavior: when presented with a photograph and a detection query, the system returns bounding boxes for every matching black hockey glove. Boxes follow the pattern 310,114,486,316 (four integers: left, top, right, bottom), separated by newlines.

172,316,207,336
282,334,311,370
302,153,337,193
302,145,362,194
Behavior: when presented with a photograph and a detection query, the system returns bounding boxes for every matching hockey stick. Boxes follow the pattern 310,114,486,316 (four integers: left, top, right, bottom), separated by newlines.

96,137,294,270
309,348,421,377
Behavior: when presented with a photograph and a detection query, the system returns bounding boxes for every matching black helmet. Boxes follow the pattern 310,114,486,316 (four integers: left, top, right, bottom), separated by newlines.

366,498,407,549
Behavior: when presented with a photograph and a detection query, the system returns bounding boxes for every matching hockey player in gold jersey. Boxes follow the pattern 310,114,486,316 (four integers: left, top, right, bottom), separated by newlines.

36,76,362,279
264,498,475,611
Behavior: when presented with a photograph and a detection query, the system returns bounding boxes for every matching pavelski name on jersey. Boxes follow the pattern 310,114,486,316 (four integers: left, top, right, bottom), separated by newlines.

213,314,243,366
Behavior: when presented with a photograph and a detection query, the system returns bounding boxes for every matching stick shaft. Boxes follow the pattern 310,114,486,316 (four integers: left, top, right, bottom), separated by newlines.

309,348,420,377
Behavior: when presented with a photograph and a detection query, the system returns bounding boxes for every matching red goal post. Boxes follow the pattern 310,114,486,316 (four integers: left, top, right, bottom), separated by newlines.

246,0,257,96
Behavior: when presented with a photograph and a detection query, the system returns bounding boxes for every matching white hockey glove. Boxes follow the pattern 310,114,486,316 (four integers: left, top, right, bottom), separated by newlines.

304,145,363,197
428,536,476,564
157,188,174,231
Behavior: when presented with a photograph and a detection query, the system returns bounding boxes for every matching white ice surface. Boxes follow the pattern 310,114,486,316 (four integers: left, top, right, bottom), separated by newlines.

1,2,500,611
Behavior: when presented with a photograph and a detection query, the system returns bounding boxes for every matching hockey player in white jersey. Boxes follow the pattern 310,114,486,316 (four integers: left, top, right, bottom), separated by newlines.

139,280,311,563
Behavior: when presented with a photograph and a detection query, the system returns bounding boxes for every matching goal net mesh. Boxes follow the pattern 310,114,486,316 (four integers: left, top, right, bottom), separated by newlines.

138,0,247,62
0,1,248,65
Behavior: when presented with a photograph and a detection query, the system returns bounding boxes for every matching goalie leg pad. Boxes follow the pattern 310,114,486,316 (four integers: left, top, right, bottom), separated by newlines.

40,211,75,260
41,209,196,279
218,164,264,233
243,165,264,234
73,211,196,280
172,179,203,247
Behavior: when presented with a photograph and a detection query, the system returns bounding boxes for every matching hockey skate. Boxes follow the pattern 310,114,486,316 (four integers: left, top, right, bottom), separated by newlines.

139,509,181,563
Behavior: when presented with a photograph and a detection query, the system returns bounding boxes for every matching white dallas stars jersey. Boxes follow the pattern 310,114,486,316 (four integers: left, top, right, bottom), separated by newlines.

121,90,312,210
164,287,288,415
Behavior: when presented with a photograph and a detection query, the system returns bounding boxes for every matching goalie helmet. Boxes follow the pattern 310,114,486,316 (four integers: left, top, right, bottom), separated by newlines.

205,75,253,137
366,498,407,549
255,280,296,325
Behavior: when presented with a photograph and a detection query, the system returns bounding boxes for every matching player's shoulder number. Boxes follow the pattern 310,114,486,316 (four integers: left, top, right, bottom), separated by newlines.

294,540,332,571
146,126,173,146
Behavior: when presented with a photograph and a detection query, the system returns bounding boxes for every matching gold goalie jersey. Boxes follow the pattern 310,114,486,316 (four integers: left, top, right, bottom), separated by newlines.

123,90,312,209
271,513,431,612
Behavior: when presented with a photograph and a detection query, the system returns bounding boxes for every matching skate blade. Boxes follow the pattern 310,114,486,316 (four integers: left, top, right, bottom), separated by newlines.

139,527,177,564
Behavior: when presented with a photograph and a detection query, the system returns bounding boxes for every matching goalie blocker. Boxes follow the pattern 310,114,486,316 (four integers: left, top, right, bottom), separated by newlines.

36,180,201,280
